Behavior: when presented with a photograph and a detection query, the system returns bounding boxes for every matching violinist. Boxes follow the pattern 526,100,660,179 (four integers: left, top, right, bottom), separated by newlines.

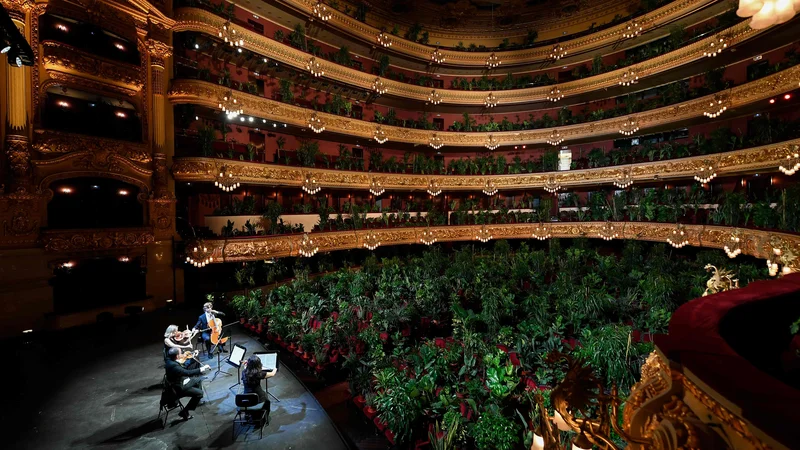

165,347,211,421
192,302,227,359
164,325,199,368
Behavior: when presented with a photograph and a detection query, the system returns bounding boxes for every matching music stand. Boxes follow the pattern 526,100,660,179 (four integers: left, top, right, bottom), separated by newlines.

227,344,247,390
211,336,233,381
254,351,281,403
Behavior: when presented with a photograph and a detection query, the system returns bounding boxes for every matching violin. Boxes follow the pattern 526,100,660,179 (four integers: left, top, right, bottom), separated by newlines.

176,349,200,365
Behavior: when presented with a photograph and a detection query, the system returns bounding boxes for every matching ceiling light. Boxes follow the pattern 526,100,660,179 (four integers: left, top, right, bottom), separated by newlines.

740,0,798,30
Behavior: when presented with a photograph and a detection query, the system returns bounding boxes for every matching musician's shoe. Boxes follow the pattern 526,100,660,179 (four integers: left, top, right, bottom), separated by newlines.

222,348,229,353
178,411,194,421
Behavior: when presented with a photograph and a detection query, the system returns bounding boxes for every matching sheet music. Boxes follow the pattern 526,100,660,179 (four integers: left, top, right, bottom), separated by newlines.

258,353,278,371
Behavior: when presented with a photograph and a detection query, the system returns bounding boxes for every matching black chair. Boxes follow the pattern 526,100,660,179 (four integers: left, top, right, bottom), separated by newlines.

158,375,185,428
232,393,267,439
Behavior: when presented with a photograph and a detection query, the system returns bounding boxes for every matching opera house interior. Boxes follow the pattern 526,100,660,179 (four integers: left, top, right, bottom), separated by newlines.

2,0,800,448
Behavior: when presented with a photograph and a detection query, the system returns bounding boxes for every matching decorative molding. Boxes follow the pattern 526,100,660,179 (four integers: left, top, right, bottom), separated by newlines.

32,142,153,194
172,138,800,190
263,0,716,66
0,190,45,247
172,7,758,105
40,227,155,252
33,129,152,163
41,40,144,91
189,222,800,264
168,64,800,147
42,70,140,98
5,135,31,179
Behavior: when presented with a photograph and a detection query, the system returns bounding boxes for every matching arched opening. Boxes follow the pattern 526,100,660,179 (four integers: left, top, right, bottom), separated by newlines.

47,178,144,229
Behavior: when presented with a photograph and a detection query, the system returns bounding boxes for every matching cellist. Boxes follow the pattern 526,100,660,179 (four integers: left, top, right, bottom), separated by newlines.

192,302,228,359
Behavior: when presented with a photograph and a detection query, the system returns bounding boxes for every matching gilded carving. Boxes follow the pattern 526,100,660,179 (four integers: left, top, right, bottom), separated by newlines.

42,41,144,89
172,3,752,105
0,191,43,245
191,222,800,264
41,228,155,252
682,377,772,450
266,0,715,67
168,64,800,147
43,70,140,98
173,137,800,191
5,136,31,178
33,130,152,163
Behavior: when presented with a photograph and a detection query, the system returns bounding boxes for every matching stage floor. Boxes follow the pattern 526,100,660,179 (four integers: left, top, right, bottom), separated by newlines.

6,308,349,450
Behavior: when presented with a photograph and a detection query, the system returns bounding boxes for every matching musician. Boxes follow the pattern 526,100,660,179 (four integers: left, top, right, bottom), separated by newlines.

165,347,211,420
192,302,227,359
164,325,199,369
242,355,276,420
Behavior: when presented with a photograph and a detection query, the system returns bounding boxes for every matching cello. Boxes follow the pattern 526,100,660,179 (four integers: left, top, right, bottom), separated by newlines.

209,316,229,350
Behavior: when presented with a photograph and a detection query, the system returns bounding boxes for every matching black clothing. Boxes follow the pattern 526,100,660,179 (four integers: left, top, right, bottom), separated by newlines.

165,359,204,412
242,370,270,415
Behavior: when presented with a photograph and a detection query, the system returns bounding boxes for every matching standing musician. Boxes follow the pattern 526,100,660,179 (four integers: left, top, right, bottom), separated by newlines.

242,355,276,421
165,347,211,421
164,324,199,369
192,302,227,359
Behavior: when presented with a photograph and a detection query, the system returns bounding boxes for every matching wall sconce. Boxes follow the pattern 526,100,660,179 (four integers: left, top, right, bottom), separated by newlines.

693,160,718,183
306,56,324,77
57,101,70,108
298,233,319,257
598,221,619,241
613,169,633,188
118,189,129,196
543,175,561,193
429,133,444,149
420,227,437,245
376,31,392,48
428,90,442,105
482,179,498,196
115,111,127,118
60,187,73,194
372,77,387,95
431,48,445,64
486,52,501,68
373,124,388,144
667,223,689,248
779,144,800,175
475,224,493,243
312,1,333,21
56,24,68,32
546,130,564,146
186,240,213,267
218,22,243,48
532,223,551,240
547,85,563,102
485,134,500,150
363,231,381,250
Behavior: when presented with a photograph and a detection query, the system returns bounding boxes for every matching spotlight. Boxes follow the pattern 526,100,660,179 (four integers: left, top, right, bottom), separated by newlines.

770,98,776,104
785,94,792,100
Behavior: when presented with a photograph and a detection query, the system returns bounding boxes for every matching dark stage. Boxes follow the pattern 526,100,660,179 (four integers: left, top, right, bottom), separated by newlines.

5,307,349,449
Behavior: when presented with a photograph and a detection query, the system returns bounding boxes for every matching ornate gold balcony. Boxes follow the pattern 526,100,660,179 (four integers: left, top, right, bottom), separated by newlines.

173,138,800,191
260,0,717,66
41,41,143,94
178,222,800,265
169,64,800,148
172,8,759,106
40,227,155,253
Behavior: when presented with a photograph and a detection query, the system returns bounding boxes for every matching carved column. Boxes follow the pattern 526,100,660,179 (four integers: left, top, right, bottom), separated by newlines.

140,35,176,241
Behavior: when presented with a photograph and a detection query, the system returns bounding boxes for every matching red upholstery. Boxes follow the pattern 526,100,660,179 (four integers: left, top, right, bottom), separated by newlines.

656,273,800,449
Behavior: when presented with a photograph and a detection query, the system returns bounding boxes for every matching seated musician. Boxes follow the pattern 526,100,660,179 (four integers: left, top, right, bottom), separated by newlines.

192,302,227,359
242,355,276,421
164,347,211,421
164,325,199,369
